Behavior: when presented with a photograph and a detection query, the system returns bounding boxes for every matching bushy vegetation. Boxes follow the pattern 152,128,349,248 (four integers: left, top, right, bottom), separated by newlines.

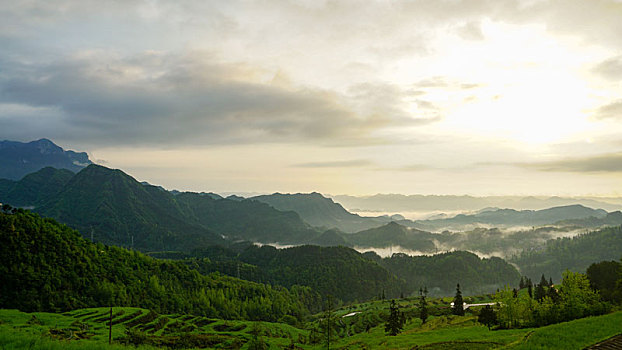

494,270,610,329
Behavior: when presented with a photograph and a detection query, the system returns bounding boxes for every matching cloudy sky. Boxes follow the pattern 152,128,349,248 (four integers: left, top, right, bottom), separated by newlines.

2,0,622,196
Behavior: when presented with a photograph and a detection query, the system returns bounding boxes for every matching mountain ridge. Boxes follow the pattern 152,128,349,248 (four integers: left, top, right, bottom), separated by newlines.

0,138,91,180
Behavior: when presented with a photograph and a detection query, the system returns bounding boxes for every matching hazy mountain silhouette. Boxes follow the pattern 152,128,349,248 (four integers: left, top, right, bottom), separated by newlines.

0,139,91,180
252,192,391,232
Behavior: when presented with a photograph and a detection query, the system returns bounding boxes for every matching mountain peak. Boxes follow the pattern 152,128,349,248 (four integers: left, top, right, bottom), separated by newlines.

0,139,92,180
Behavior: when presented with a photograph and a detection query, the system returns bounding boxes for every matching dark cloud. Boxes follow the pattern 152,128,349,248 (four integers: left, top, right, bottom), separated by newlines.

594,100,622,120
520,153,622,173
592,56,622,80
0,52,427,147
292,159,373,168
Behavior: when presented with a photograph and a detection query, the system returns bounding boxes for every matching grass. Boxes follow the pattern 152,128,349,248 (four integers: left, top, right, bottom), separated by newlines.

508,311,622,349
0,306,620,349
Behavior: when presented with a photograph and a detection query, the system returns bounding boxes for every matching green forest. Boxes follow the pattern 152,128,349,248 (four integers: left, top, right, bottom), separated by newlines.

0,209,315,322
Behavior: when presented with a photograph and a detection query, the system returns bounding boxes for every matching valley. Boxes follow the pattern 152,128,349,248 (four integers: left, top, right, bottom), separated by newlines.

1,139,622,349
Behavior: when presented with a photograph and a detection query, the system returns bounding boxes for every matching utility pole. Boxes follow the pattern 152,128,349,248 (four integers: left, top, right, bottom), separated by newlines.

108,305,112,345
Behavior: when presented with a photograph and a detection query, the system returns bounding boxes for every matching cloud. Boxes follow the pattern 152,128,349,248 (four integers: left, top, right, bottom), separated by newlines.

292,159,373,168
520,153,622,173
592,56,622,80
346,82,443,125
391,164,433,172
456,21,485,41
0,52,430,147
593,100,622,120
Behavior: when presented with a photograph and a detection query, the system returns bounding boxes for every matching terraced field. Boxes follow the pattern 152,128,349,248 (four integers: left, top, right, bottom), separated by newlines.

0,305,620,349
0,307,306,349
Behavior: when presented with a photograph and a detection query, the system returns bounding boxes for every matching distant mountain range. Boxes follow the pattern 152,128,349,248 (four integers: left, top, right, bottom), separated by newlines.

250,192,617,233
412,205,609,231
2,164,618,254
0,138,91,180
332,193,622,213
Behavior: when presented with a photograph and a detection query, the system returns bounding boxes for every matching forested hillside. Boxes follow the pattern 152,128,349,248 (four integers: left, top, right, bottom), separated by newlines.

11,164,320,251
347,222,436,252
176,192,317,243
35,165,226,251
0,167,74,207
175,243,520,301
511,225,622,281
375,250,521,296
0,209,315,321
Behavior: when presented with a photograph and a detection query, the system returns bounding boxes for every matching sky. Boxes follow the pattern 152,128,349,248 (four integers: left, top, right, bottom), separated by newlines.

2,0,622,196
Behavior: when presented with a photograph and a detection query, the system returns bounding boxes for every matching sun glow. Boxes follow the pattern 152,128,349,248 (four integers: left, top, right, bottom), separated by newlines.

447,73,594,145
416,20,602,146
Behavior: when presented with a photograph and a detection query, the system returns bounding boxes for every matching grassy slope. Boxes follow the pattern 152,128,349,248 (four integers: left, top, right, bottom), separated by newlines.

0,306,620,349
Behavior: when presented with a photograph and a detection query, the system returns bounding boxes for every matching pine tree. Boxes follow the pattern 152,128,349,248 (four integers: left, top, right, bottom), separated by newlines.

535,282,546,302
453,284,464,316
385,300,403,336
419,287,428,324
540,274,548,287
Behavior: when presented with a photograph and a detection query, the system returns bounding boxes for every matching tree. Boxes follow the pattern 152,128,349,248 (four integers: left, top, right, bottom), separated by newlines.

453,284,464,316
558,270,603,321
478,305,497,330
587,260,622,303
535,274,548,301
385,300,403,336
419,287,428,324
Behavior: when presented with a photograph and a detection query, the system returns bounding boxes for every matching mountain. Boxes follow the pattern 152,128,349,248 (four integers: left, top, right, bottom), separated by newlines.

28,164,317,250
0,210,312,320
413,205,608,231
555,211,622,228
332,194,622,213
0,138,91,180
175,192,318,243
0,167,74,207
36,164,226,251
347,222,437,252
251,192,391,232
307,229,349,247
